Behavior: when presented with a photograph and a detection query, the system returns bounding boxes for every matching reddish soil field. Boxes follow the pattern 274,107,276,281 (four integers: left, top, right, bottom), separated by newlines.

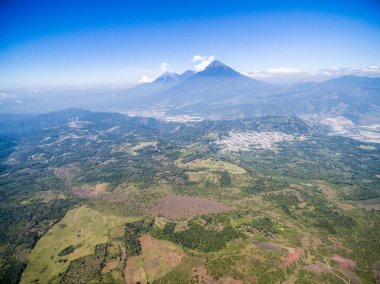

331,255,356,269
147,195,229,219
331,255,360,283
283,248,305,267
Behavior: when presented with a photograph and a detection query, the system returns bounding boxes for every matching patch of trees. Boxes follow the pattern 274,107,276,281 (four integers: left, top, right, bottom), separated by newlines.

243,176,289,194
0,262,26,284
0,198,77,283
0,198,77,246
251,217,278,234
301,191,356,229
343,187,379,201
153,221,239,252
265,191,357,234
219,172,231,187
60,243,107,284
124,219,154,256
239,216,279,237
58,245,79,257
264,193,299,216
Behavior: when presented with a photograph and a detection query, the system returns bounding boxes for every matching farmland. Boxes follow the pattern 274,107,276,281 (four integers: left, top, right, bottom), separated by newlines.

0,110,379,283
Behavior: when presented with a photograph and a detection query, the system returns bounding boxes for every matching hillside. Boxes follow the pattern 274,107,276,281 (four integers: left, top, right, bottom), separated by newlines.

0,109,379,283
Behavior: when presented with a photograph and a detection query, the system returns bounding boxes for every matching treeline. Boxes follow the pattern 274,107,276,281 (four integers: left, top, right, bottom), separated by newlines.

124,219,154,256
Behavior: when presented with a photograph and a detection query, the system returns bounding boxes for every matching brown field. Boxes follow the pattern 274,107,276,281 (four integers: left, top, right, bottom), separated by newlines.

124,235,184,284
373,261,380,283
146,195,230,219
356,197,380,211
192,266,243,284
72,182,130,203
54,165,77,185
306,261,332,275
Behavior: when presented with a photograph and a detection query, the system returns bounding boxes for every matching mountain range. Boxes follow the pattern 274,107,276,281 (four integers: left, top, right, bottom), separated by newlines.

1,60,379,125
114,60,380,124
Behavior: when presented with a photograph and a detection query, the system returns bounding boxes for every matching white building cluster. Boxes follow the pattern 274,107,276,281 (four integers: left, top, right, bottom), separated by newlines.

214,131,301,153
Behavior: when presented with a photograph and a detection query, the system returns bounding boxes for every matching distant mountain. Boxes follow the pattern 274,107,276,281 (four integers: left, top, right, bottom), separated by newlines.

108,70,195,108
122,72,181,97
0,109,165,134
127,70,196,95
110,62,380,124
148,60,276,108
178,70,195,81
196,60,243,77
0,108,313,139
152,72,180,84
261,75,380,124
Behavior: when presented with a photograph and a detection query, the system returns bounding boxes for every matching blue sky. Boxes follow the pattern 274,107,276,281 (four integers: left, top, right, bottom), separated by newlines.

1,0,380,86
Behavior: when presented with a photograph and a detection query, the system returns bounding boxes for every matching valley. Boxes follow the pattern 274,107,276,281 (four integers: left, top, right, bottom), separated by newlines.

0,109,379,283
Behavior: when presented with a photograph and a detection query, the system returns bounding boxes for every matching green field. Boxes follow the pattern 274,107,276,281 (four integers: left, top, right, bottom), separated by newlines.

20,205,139,284
180,158,247,174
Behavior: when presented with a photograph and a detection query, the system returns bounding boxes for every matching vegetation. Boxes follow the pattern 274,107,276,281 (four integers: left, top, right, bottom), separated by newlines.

124,219,154,256
58,245,78,257
243,176,289,194
125,235,185,283
0,110,379,283
152,219,240,252
60,244,107,284
19,205,132,284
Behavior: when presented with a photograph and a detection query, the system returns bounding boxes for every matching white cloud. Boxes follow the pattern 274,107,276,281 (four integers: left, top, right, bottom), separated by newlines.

192,55,204,62
245,67,305,79
138,62,170,84
367,64,380,71
138,75,153,84
159,62,169,73
265,67,303,75
192,55,215,72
